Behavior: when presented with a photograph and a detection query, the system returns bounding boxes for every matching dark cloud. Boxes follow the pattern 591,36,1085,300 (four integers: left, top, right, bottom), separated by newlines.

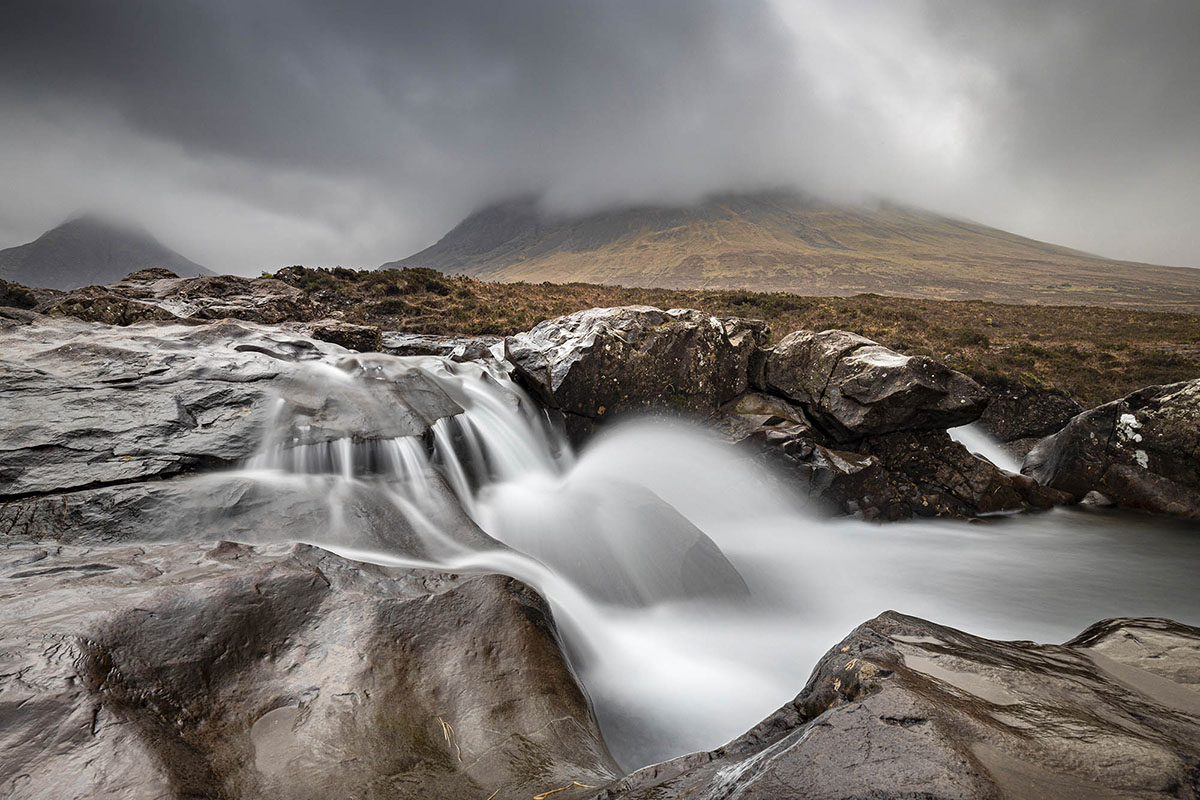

1,0,1198,271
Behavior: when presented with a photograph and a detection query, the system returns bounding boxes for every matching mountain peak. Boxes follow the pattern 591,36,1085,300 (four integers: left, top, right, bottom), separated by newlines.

386,189,1200,313
0,216,212,290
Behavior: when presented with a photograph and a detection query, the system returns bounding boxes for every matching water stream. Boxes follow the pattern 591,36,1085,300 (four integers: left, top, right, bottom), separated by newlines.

201,352,1200,770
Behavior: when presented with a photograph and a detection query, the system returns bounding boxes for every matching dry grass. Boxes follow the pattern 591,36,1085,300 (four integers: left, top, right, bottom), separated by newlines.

277,266,1200,407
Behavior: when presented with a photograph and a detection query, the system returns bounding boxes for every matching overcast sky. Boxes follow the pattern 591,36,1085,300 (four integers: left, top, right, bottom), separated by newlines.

2,0,1198,273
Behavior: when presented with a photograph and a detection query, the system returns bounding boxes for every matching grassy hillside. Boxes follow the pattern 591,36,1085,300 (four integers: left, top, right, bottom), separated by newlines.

280,266,1200,407
388,192,1200,314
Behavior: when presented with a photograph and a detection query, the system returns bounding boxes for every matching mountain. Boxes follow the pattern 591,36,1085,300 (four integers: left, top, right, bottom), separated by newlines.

0,215,212,290
386,191,1200,313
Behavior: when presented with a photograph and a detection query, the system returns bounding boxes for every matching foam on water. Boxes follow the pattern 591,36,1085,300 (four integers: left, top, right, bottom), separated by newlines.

210,351,1200,769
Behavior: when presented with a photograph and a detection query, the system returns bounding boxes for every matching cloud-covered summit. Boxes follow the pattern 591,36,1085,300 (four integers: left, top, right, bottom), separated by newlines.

1,0,1198,273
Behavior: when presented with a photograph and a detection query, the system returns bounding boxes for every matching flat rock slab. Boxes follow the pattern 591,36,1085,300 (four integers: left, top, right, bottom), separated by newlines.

599,612,1200,799
0,311,462,500
0,541,617,800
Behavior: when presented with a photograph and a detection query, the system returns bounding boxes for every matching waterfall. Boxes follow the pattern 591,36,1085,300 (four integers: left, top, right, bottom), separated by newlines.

949,422,1023,473
196,350,1200,771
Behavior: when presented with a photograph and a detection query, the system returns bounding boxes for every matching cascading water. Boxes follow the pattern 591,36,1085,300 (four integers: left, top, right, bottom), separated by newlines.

193,350,1200,770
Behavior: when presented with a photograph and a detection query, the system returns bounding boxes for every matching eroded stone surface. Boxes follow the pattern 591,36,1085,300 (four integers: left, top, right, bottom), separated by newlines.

0,541,618,800
597,612,1200,800
0,311,461,501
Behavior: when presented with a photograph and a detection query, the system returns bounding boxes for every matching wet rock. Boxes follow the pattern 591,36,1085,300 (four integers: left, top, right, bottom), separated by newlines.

382,331,503,362
302,319,382,352
974,373,1084,458
505,306,768,438
762,329,989,441
0,314,462,502
37,284,179,325
852,430,1070,518
598,612,1200,799
36,271,318,325
1023,379,1200,518
0,541,618,800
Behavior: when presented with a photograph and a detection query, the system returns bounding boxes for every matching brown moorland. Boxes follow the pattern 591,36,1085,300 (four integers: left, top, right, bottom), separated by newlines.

276,266,1200,407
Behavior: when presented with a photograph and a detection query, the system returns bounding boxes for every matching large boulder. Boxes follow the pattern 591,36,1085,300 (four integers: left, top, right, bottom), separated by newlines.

762,329,989,441
0,541,617,800
1023,379,1200,518
505,306,768,438
599,612,1200,799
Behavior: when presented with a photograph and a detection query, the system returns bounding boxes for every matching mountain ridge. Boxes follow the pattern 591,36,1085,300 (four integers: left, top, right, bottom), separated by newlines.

0,215,212,290
386,190,1200,313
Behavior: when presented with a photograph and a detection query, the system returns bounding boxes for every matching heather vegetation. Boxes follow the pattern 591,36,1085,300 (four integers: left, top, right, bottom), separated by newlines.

273,266,1200,406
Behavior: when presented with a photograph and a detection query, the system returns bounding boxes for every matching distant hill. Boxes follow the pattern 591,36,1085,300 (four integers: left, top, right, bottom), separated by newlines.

0,215,212,290
387,190,1200,313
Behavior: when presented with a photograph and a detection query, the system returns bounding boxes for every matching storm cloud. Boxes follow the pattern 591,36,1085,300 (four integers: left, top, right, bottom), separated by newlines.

1,0,1198,272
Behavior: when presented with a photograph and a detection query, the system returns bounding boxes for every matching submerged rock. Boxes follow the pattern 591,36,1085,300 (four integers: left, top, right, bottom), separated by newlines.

0,541,618,800
1023,379,1200,519
505,306,768,438
598,612,1200,799
762,329,990,441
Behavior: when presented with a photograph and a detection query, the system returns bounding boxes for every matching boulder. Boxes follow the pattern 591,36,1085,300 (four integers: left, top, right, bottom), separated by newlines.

302,318,382,352
852,430,1069,519
1023,379,1200,518
382,331,503,362
762,329,989,441
505,306,768,438
0,541,617,800
974,373,1084,458
599,612,1200,799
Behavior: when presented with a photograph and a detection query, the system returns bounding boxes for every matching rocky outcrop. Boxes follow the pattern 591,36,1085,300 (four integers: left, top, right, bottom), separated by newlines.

0,311,461,501
383,331,503,361
761,329,989,441
974,373,1084,458
37,269,319,325
0,540,618,800
1023,379,1200,518
505,306,768,438
598,612,1200,799
850,430,1069,519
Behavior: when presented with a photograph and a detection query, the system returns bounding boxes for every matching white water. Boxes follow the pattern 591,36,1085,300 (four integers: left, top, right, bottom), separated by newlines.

949,422,1023,473
210,353,1200,770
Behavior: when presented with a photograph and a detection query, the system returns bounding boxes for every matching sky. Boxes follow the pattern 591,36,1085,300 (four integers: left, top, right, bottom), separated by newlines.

1,0,1198,273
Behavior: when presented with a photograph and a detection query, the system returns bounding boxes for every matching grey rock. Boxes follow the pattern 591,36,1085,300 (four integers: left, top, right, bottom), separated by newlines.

0,541,617,800
505,306,768,438
37,270,317,325
382,331,503,362
598,612,1200,799
0,314,461,500
1023,379,1200,518
763,329,989,441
